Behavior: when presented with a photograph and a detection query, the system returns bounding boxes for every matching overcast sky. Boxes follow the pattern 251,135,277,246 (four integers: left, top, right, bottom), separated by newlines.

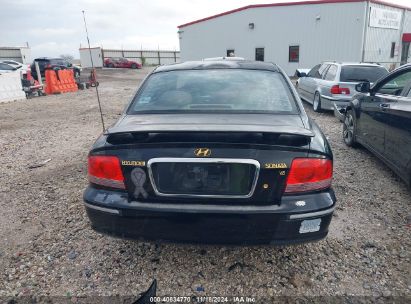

1,0,410,59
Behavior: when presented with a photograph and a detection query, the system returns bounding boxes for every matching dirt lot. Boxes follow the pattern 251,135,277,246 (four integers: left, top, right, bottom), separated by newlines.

0,68,410,303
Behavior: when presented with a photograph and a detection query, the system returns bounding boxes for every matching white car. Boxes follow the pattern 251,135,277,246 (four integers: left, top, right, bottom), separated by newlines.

296,62,388,113
0,60,29,74
0,62,18,74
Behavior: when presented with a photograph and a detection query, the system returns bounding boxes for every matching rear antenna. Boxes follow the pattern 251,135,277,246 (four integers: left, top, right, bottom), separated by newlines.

82,10,106,131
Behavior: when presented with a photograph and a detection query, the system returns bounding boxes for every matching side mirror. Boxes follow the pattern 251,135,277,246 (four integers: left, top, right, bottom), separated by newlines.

355,82,370,93
294,70,307,78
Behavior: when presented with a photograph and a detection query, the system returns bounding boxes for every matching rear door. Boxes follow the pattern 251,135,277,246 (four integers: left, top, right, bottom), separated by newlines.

298,64,320,101
322,64,338,98
382,71,411,178
306,63,329,101
119,58,127,68
113,58,121,67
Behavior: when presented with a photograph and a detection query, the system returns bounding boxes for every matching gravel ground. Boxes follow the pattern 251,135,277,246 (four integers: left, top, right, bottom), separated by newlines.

0,68,410,303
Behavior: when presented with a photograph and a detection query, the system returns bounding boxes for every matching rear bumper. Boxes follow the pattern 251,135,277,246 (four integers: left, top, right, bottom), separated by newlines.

83,187,336,245
320,95,351,111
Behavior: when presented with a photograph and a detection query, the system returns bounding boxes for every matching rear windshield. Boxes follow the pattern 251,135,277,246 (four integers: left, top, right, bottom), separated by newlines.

34,59,48,67
128,69,297,114
340,65,388,83
50,59,65,65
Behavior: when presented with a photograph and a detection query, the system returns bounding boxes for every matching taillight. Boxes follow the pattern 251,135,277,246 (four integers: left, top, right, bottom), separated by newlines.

285,158,332,193
88,155,125,189
330,85,350,95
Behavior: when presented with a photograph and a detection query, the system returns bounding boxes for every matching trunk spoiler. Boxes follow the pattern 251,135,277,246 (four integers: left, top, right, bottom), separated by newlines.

106,124,315,137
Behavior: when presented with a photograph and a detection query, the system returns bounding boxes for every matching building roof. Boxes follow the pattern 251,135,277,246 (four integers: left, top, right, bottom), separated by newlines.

0,46,30,50
178,0,411,28
154,59,280,73
79,47,101,50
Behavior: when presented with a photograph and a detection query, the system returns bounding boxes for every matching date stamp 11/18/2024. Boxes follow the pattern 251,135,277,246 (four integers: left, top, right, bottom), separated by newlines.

147,296,256,303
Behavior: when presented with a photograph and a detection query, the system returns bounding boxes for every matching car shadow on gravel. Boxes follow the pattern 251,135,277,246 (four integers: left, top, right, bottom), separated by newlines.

98,235,369,296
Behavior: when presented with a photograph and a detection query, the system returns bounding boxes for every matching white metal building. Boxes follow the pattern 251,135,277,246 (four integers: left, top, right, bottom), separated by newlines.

178,0,411,75
0,46,31,64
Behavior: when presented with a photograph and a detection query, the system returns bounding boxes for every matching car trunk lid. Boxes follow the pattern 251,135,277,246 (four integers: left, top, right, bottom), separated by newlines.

107,113,314,137
100,113,315,204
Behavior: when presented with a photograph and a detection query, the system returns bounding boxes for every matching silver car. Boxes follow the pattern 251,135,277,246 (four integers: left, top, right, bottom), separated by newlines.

296,62,388,115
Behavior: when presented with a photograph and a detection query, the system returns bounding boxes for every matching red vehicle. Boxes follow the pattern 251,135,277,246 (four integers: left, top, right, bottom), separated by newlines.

104,57,142,69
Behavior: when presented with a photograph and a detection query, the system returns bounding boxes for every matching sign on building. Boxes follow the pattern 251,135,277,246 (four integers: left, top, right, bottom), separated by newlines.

369,7,402,30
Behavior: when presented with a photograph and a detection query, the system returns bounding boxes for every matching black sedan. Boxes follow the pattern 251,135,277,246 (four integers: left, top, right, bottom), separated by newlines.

83,59,336,245
343,63,411,187
30,58,81,80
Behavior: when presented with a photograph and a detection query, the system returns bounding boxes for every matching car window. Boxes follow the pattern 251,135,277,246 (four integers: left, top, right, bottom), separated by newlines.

318,64,330,79
36,61,47,68
324,65,337,81
129,69,297,114
340,65,388,83
0,63,15,70
50,59,65,66
377,71,411,96
307,64,320,77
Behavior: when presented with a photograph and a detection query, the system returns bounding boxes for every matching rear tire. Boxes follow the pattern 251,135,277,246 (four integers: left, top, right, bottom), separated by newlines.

108,63,114,68
313,92,322,112
343,110,357,147
131,64,137,69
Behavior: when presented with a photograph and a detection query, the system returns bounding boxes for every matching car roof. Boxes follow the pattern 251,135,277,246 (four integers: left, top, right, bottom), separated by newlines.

34,57,63,61
154,60,280,73
392,63,411,73
203,56,245,61
323,61,383,67
2,60,20,64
